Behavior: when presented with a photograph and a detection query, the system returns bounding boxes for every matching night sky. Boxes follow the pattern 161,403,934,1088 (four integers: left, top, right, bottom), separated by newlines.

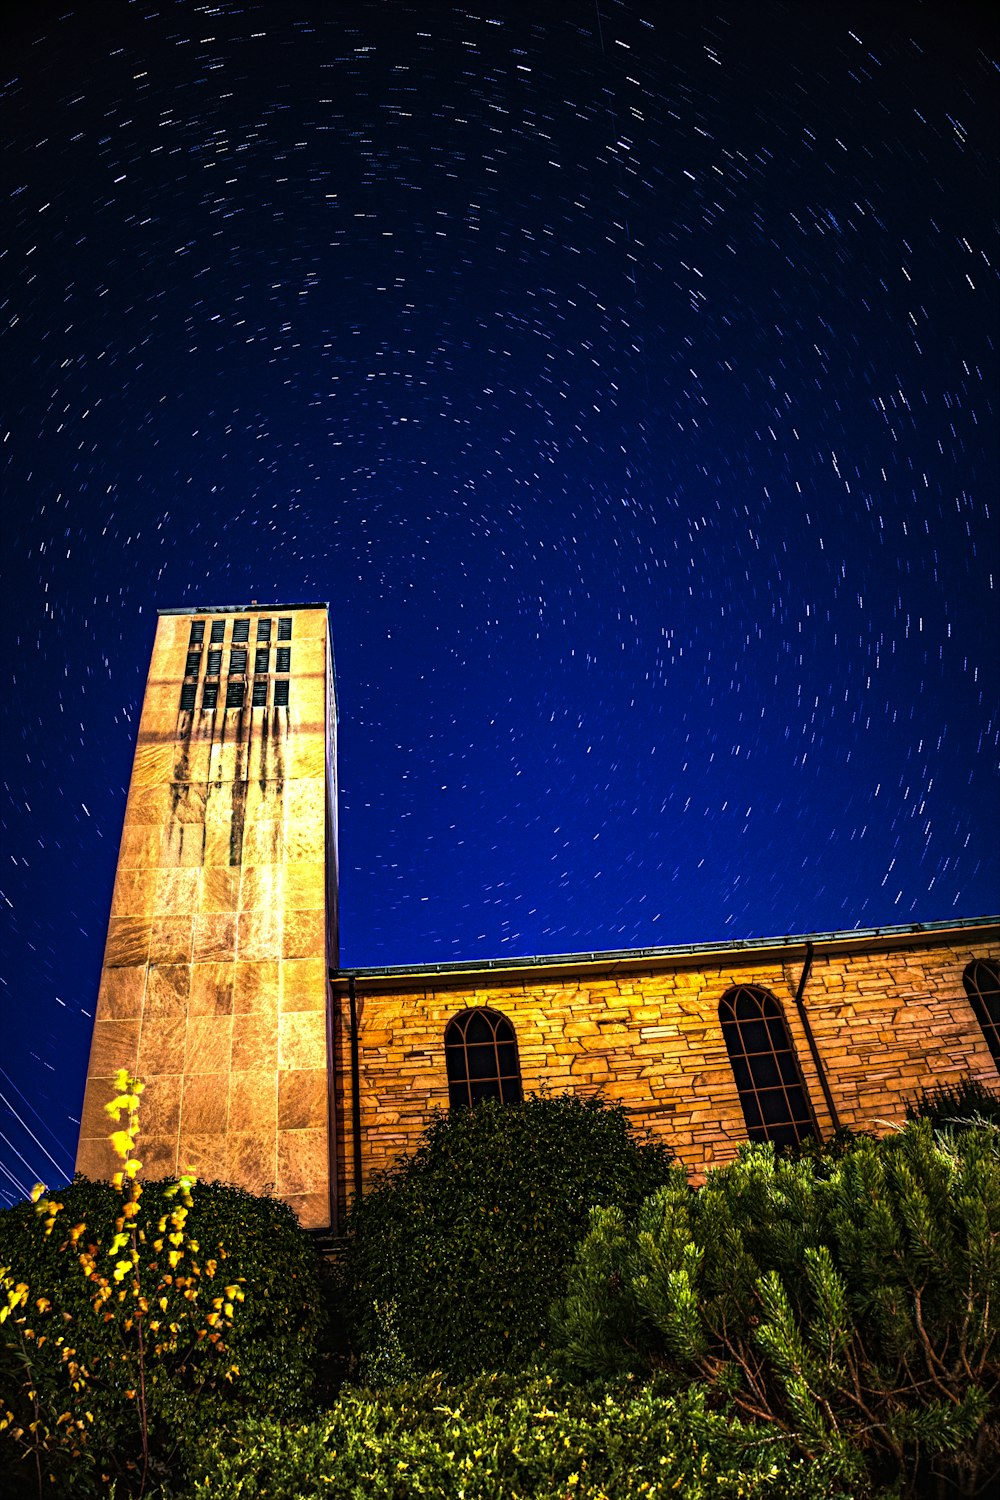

2,1,998,1204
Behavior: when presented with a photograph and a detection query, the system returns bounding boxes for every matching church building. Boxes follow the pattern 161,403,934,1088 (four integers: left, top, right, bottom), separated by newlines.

75,604,1000,1230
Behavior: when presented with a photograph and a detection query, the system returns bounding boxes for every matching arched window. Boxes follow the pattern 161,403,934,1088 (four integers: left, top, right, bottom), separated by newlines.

719,985,815,1147
445,1007,522,1109
963,959,1000,1069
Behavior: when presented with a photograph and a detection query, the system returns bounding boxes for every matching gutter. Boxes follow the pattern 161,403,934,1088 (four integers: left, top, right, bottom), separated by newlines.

330,914,999,986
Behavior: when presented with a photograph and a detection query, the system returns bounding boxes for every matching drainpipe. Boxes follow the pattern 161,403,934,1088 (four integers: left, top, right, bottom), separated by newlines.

792,940,842,1134
325,981,340,1236
349,975,363,1199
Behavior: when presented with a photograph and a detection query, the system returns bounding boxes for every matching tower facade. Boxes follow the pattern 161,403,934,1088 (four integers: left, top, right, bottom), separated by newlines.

76,605,338,1230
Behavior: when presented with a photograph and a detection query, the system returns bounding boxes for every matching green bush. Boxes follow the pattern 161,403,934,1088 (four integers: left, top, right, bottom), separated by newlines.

906,1074,1000,1130
0,1175,323,1494
341,1093,673,1376
552,1121,1000,1498
183,1370,863,1498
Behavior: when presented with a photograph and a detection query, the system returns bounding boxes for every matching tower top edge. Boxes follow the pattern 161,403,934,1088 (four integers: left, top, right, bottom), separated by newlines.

157,602,329,616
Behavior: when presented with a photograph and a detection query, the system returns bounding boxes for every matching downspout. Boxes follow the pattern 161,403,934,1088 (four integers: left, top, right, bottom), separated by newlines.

792,940,842,1134
325,980,340,1236
349,975,363,1199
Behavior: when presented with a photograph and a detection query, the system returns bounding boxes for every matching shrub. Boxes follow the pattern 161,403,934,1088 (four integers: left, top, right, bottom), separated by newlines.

552,1120,1000,1498
906,1075,1000,1131
1,1180,322,1490
0,1075,323,1497
1,1072,243,1497
341,1093,673,1376
183,1370,862,1498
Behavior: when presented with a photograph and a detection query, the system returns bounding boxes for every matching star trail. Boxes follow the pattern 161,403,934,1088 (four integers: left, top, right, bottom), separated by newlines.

1,1,997,1202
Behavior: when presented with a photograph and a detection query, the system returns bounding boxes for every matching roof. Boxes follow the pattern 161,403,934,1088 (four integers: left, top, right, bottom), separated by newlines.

330,914,1000,990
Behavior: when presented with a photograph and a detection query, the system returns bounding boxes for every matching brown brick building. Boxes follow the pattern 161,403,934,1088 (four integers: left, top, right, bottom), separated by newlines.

77,605,1000,1230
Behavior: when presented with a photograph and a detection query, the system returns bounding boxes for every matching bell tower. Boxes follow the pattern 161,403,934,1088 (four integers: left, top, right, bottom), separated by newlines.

76,604,338,1229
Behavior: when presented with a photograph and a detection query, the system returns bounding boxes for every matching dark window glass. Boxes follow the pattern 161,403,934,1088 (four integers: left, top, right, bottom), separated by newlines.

255,647,270,674
210,619,225,643
252,680,267,707
274,679,289,707
202,683,218,709
189,621,205,644
179,683,196,711
964,959,1000,1070
257,619,272,641
184,651,201,677
719,986,814,1146
229,648,247,675
445,1008,522,1110
233,618,250,643
276,647,291,673
226,681,245,709
278,617,292,640
206,649,222,676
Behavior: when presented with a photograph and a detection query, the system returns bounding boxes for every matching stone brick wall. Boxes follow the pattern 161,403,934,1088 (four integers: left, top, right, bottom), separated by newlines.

331,925,999,1199
76,606,335,1230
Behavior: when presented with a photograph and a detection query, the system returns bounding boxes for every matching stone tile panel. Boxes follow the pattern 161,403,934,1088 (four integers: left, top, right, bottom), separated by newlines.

229,1072,277,1134
189,962,235,1016
96,967,146,1020
104,917,152,969
180,1074,229,1135
138,1016,187,1077
185,1015,233,1075
278,1011,326,1071
277,1128,328,1197
278,1069,328,1130
87,1018,141,1079
191,912,237,963
281,958,326,1013
232,1015,278,1072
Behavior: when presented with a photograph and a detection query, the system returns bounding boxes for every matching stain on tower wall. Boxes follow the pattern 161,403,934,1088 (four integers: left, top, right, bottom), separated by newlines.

76,607,335,1230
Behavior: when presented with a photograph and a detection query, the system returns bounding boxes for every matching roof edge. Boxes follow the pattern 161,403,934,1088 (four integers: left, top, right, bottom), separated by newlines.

331,914,1000,987
157,603,329,615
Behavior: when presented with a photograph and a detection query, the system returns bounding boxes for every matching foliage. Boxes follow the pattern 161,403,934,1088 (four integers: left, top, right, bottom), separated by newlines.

356,1298,414,1387
779,1125,872,1168
906,1074,1000,1131
182,1369,863,1499
0,1071,240,1496
341,1093,674,1376
552,1120,1000,1498
0,1072,323,1497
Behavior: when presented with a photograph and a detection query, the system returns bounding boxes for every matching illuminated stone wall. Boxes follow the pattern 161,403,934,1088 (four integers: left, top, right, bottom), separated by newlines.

76,605,337,1230
330,924,999,1197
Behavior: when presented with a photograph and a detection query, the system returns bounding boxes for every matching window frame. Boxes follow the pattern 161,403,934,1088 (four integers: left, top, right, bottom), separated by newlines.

719,984,816,1147
444,1006,523,1110
963,958,1000,1070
